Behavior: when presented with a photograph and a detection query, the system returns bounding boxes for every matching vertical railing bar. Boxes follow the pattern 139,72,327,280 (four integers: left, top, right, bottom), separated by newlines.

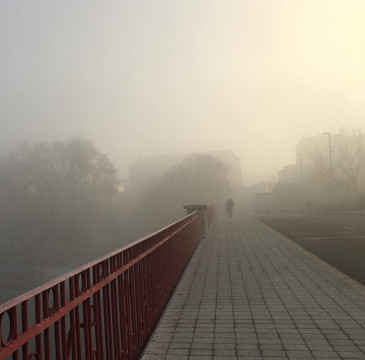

128,264,137,358
11,306,19,360
141,257,148,344
82,298,91,360
103,261,113,360
21,301,28,360
118,272,127,360
34,294,42,360
60,281,68,360
110,278,121,358
124,251,133,360
42,291,51,360
75,304,82,360
94,289,104,360
82,269,92,360
134,246,144,356
68,277,77,360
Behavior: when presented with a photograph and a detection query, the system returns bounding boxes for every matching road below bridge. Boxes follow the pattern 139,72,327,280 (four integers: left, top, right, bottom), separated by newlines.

258,213,365,286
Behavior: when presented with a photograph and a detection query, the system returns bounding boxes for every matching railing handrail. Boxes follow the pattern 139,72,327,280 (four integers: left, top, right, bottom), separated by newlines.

0,211,198,313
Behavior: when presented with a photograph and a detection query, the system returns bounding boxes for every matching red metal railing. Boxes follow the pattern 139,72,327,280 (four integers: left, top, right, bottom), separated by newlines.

0,212,200,360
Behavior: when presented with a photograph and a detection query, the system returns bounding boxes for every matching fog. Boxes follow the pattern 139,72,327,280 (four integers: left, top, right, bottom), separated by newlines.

2,1,365,304
1,1,365,184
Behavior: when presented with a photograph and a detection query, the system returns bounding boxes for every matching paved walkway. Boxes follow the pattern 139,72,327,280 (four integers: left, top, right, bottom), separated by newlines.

141,216,365,360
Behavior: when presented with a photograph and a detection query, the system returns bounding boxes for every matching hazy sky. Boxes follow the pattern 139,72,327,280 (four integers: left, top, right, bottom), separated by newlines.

1,1,365,184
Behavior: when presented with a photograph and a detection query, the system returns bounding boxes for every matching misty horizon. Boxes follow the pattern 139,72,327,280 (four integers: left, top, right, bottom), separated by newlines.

1,1,365,185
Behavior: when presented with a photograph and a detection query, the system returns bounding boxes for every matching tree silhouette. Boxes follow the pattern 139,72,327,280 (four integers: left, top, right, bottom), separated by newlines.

138,154,230,231
311,129,365,202
0,138,119,265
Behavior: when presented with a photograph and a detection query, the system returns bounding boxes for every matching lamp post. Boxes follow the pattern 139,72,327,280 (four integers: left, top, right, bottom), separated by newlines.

297,153,303,183
323,132,333,212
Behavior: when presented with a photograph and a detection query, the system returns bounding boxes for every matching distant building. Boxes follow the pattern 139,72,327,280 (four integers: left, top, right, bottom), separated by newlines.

129,150,242,190
294,133,364,183
278,164,300,183
277,131,365,208
278,134,344,184
295,135,332,183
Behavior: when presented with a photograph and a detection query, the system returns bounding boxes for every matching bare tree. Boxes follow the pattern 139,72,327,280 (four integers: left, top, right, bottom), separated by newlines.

334,129,364,198
311,129,365,201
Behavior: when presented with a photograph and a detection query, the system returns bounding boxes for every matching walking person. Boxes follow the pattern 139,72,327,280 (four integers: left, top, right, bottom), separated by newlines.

226,198,234,218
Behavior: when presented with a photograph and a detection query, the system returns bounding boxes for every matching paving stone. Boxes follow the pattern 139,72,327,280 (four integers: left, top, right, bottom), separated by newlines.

214,349,237,356
214,343,236,350
145,347,168,355
190,348,213,356
141,355,166,360
190,342,213,349
286,351,314,358
167,348,190,355
310,350,340,358
261,350,287,357
259,344,284,351
169,342,191,349
237,349,262,356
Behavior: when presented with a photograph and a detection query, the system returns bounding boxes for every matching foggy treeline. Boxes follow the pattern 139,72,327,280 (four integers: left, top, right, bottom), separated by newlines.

0,138,230,302
0,138,119,267
138,154,230,230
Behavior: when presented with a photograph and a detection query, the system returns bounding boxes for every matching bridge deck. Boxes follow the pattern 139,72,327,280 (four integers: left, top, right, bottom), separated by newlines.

141,216,365,360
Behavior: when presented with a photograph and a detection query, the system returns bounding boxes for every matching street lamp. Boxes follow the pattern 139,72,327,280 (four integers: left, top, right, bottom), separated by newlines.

296,153,303,183
323,132,333,212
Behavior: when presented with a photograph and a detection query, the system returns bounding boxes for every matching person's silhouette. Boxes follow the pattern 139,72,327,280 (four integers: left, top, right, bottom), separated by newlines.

226,198,234,218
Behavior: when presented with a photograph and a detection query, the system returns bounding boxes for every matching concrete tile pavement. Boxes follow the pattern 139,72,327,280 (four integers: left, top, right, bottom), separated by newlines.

141,216,365,359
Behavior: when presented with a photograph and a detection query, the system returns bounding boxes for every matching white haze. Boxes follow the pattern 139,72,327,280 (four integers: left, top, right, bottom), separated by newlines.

1,0,365,184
